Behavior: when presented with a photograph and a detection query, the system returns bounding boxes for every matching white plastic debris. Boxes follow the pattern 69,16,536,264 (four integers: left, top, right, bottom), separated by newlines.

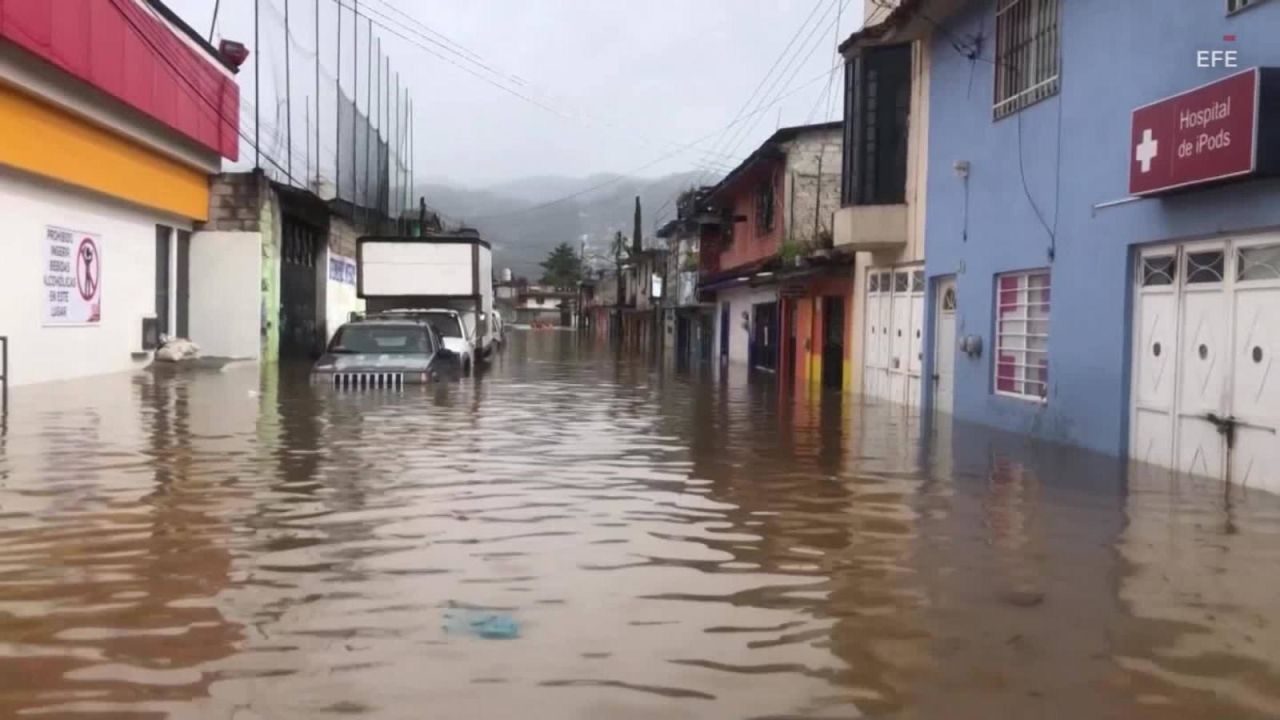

154,338,200,362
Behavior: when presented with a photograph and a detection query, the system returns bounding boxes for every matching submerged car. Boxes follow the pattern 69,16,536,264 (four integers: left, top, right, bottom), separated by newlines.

366,308,476,374
312,317,457,388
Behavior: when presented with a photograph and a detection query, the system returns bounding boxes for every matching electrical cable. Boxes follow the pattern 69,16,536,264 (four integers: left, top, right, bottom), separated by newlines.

471,69,833,223
112,0,297,184
332,0,734,175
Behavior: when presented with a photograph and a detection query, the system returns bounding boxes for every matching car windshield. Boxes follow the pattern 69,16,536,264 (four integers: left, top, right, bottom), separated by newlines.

330,324,430,354
423,313,464,338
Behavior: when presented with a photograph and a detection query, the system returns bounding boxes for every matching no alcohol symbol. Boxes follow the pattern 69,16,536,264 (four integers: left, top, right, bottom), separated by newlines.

76,237,99,301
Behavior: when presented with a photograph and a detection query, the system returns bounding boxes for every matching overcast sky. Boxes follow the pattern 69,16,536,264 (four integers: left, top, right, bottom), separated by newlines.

167,0,868,188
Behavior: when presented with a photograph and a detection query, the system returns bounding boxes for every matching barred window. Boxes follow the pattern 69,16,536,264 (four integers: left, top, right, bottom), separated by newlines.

994,0,1060,119
995,270,1050,400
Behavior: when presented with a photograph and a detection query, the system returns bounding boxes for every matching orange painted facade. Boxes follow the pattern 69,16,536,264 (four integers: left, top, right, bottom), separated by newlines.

780,274,855,392
718,162,784,271
0,82,209,220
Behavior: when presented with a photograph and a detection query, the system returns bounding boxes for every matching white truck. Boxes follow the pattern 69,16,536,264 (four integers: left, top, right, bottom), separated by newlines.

356,230,498,367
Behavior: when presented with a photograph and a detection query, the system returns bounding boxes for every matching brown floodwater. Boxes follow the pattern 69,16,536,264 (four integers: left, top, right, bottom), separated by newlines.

0,330,1278,719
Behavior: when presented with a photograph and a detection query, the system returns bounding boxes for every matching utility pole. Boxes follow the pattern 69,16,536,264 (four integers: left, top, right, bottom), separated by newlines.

363,17,372,224
613,230,625,349
284,0,292,184
351,0,358,210
409,97,415,215
633,196,642,255
334,0,341,198
374,38,381,214
253,0,260,170
384,54,390,215
394,72,401,215
305,97,310,183
313,0,319,190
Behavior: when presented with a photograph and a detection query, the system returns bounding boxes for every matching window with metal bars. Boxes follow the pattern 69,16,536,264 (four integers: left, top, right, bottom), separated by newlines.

841,44,911,205
994,270,1050,400
994,0,1060,119
754,176,776,234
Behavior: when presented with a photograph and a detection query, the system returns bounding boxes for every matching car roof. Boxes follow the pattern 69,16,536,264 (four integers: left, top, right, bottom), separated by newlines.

344,318,432,328
371,308,460,317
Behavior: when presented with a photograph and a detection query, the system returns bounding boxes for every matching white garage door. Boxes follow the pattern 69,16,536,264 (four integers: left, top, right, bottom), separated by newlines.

1131,237,1280,491
863,266,925,408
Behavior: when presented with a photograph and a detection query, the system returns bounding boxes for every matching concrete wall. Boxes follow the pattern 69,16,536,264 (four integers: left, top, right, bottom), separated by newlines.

718,162,784,270
323,216,362,344
204,172,279,361
847,37,932,397
782,128,843,246
0,166,187,386
922,0,1280,455
189,231,261,359
712,284,779,366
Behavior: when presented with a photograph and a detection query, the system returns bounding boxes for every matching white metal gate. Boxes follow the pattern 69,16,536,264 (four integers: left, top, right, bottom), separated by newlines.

1131,237,1280,490
933,276,957,416
864,266,925,408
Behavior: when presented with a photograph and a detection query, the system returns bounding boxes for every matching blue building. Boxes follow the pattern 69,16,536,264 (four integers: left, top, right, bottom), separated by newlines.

905,0,1280,490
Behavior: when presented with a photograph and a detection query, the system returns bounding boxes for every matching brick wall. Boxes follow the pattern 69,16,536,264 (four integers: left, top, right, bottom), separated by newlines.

782,129,843,248
204,171,267,232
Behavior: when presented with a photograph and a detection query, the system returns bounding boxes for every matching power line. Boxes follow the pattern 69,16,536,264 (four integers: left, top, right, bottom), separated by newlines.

468,70,831,223
651,0,838,227
360,0,742,169
332,0,734,175
715,0,850,169
112,0,297,184
693,0,830,185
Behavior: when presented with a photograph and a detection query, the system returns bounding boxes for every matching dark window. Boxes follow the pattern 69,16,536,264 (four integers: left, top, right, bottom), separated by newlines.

843,43,911,206
1141,255,1176,286
330,324,432,354
421,312,464,338
176,230,190,337
1186,251,1225,284
755,176,775,234
154,225,170,336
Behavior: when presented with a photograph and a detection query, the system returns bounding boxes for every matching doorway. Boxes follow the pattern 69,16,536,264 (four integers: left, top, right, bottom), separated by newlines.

719,302,730,364
279,221,322,360
751,301,778,372
863,266,925,407
785,299,798,385
933,276,957,415
1130,238,1280,489
821,295,845,389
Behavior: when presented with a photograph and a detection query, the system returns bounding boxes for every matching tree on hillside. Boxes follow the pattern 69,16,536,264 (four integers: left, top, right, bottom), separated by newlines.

539,242,584,288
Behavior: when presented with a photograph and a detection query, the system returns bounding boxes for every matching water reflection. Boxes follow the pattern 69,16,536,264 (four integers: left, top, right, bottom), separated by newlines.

0,332,1276,718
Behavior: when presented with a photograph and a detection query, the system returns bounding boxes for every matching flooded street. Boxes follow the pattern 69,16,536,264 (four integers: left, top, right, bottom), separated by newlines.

1,331,1279,719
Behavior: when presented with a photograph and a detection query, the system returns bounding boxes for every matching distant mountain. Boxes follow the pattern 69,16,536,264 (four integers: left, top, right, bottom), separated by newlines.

416,170,714,281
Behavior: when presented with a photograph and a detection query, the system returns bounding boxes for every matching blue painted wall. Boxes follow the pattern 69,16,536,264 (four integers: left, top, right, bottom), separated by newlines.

922,0,1280,456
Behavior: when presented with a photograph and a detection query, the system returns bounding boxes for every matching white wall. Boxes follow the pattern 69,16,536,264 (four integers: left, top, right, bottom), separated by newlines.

360,241,474,296
322,246,364,344
189,230,262,359
0,167,184,387
712,284,779,366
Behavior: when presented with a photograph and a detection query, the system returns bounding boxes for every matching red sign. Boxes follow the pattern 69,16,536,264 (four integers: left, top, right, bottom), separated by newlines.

1129,68,1259,196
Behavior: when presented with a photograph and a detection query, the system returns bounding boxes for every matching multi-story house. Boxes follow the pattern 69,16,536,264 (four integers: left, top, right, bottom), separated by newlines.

835,0,934,409
658,187,717,366
701,121,847,388
914,0,1280,490
0,0,240,385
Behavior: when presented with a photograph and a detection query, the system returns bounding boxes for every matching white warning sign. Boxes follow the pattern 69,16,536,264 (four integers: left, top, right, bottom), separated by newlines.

43,225,102,326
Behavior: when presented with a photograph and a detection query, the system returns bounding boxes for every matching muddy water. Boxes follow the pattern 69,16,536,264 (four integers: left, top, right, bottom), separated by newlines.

1,331,1279,719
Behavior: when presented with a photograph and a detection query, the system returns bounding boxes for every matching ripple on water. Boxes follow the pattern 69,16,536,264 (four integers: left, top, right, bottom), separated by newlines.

0,337,1278,718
